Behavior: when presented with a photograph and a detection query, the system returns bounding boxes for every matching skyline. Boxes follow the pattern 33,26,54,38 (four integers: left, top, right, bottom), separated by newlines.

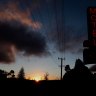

0,0,96,80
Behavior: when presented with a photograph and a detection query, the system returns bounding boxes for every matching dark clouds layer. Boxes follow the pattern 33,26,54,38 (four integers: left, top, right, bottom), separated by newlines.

0,0,42,30
0,0,89,63
0,0,48,63
0,42,16,63
0,22,47,63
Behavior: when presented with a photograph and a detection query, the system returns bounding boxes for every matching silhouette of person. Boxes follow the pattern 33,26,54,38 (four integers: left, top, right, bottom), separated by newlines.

65,65,71,72
63,59,94,80
63,65,73,80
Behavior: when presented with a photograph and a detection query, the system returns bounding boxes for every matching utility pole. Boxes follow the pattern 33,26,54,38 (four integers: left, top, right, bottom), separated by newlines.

58,57,65,80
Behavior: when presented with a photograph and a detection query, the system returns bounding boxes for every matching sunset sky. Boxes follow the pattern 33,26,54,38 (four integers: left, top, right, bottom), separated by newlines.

0,0,96,80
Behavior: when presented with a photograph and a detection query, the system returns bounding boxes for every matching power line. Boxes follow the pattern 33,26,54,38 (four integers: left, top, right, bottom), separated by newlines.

54,0,60,47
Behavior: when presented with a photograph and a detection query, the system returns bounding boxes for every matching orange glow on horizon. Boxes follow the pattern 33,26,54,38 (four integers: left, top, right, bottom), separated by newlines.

26,72,59,81
32,75,42,82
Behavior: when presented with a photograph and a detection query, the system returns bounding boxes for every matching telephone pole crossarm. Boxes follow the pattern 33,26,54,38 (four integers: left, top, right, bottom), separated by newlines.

58,57,65,80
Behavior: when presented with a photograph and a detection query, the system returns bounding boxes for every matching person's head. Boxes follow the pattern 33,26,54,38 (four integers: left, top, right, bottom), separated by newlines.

65,65,70,72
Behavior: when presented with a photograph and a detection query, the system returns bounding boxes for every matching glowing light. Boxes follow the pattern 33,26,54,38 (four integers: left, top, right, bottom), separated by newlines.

33,76,42,82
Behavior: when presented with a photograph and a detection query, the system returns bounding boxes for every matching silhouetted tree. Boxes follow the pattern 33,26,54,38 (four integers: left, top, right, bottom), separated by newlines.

17,67,25,80
44,72,49,80
0,69,7,79
7,70,15,79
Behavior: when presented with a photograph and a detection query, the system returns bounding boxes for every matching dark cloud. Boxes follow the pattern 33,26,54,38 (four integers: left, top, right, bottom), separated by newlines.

0,22,47,63
0,0,48,64
0,42,16,64
0,1,42,30
0,0,87,63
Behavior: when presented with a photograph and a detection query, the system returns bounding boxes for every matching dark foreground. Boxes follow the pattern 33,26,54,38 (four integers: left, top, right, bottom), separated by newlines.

0,79,95,96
